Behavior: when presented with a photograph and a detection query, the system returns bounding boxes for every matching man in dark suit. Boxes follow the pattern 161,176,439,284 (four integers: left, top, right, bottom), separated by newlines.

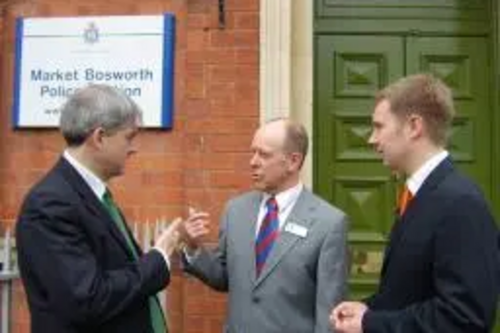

180,118,349,333
330,74,499,332
16,85,182,333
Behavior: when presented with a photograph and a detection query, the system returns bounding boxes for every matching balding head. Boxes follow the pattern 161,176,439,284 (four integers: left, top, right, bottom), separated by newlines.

261,118,309,166
250,118,308,194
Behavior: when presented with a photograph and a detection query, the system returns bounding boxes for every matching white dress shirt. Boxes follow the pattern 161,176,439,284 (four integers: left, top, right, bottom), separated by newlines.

63,150,170,268
406,150,449,196
255,182,304,236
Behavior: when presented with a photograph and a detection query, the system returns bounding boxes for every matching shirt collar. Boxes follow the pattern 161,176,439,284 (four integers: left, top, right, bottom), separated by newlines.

407,150,448,196
63,150,107,200
262,182,304,213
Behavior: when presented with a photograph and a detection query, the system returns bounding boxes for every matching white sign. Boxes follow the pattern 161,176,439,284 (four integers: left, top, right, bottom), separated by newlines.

13,14,175,128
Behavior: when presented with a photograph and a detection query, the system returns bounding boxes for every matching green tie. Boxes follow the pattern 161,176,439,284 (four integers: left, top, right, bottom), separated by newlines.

102,190,167,333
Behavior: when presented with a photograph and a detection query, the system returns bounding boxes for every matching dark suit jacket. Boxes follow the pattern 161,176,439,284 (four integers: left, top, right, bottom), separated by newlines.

16,157,169,333
363,158,499,332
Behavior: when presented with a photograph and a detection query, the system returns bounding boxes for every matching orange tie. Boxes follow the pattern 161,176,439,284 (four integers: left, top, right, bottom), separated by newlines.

398,185,413,216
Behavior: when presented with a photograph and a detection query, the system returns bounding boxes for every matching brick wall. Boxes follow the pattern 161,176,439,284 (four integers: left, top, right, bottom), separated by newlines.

0,0,259,332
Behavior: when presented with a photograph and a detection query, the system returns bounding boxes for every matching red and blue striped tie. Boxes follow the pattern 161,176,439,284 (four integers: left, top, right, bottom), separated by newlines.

255,197,279,276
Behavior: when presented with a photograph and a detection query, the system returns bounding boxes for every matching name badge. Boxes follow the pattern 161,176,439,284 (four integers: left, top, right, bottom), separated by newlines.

284,222,308,238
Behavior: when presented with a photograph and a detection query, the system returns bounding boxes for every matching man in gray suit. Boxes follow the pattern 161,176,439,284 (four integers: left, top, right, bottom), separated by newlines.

181,118,349,333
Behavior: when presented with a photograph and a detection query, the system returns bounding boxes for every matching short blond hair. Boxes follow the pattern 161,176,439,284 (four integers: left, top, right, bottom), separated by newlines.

375,74,455,145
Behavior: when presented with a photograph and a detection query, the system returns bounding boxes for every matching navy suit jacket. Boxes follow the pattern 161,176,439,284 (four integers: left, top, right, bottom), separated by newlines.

363,158,499,332
16,157,169,333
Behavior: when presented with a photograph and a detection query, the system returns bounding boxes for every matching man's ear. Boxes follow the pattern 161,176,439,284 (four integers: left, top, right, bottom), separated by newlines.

287,152,304,171
407,114,424,140
88,127,106,148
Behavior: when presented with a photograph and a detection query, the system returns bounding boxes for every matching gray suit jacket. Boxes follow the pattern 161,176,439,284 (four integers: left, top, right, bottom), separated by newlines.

183,188,348,333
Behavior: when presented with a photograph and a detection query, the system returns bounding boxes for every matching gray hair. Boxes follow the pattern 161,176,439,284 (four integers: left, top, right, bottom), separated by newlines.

266,117,309,169
59,84,143,146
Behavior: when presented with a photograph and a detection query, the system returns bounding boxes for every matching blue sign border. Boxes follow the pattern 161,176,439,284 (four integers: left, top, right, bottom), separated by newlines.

162,13,175,128
13,18,23,128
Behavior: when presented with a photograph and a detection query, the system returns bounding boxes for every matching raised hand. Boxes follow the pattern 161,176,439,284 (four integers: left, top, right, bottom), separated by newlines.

180,207,210,253
154,218,182,257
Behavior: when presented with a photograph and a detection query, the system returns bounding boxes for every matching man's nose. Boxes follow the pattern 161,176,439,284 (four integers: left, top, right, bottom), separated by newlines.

250,154,259,167
367,132,376,145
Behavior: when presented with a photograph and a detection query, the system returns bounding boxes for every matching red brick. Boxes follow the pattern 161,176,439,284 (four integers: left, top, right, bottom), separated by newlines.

234,30,259,48
186,30,209,51
186,75,206,99
186,0,209,14
209,170,249,189
234,12,259,29
236,48,258,64
185,50,206,65
187,13,208,29
183,169,208,188
182,99,210,117
206,81,236,102
206,49,236,64
205,134,253,152
227,0,259,12
209,30,236,47
208,64,237,82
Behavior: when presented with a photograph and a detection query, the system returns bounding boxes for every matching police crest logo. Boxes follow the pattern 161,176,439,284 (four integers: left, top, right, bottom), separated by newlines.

83,22,99,44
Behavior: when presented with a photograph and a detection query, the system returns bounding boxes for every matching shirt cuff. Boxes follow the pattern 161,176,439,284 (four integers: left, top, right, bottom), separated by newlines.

183,247,201,263
152,246,171,270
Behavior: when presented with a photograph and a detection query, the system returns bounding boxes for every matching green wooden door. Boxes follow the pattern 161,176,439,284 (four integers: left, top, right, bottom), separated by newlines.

316,35,405,298
315,33,498,326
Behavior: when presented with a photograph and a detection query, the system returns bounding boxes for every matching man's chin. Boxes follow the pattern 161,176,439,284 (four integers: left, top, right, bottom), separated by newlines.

109,168,125,179
251,182,265,191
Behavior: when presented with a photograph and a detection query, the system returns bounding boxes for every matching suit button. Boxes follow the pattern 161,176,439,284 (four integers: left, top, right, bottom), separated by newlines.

252,295,260,303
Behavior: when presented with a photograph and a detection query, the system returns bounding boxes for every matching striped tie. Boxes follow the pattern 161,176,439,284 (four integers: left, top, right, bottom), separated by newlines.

255,197,279,276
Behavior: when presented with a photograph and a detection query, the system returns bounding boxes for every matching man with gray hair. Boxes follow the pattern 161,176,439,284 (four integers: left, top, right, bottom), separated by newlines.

16,84,183,333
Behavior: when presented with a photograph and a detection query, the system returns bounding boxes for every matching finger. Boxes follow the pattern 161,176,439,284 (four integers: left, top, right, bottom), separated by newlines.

332,304,346,318
331,308,341,321
184,216,207,229
157,218,182,241
187,211,210,221
185,218,207,227
167,217,182,232
185,220,210,235
188,226,209,239
184,221,206,234
329,316,336,330
334,318,347,331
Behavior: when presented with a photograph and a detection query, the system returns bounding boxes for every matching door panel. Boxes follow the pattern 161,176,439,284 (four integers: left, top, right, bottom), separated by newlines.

316,35,404,298
406,36,492,201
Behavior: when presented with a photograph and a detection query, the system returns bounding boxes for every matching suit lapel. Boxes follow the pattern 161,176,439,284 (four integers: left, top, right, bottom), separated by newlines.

381,158,455,275
56,157,136,258
254,189,315,288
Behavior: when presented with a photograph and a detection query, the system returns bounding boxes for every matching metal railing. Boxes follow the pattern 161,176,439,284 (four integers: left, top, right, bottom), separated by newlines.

0,218,178,333
0,228,18,333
